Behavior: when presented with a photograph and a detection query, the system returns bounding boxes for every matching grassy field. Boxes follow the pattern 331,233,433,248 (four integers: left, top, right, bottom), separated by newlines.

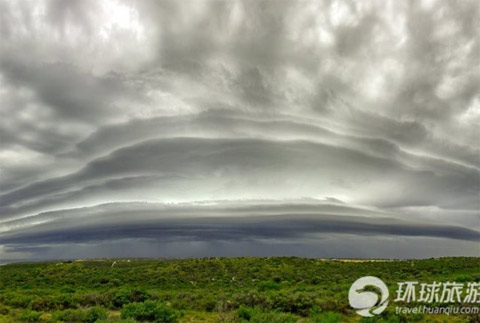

0,257,478,322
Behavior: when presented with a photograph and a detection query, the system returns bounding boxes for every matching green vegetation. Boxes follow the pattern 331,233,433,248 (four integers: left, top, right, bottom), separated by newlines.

121,301,181,322
0,257,478,322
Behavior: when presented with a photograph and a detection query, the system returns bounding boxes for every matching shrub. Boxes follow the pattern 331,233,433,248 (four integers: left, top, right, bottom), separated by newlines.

85,306,108,323
61,286,76,294
198,295,217,312
0,304,10,315
233,291,269,309
237,306,255,321
269,292,316,316
257,281,281,292
169,293,196,311
19,310,42,322
54,294,76,310
237,307,296,323
454,274,473,283
28,296,55,311
79,293,111,308
6,294,32,308
112,289,150,308
52,309,87,322
312,311,342,323
121,301,182,322
97,319,136,323
252,312,297,323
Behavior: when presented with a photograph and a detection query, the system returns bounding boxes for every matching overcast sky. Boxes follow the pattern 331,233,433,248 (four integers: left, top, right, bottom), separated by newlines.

0,0,479,261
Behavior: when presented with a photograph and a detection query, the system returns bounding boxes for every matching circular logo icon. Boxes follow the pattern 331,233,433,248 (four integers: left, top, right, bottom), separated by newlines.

349,276,389,317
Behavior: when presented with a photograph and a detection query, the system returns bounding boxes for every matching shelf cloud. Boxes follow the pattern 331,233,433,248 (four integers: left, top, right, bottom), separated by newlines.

0,0,479,260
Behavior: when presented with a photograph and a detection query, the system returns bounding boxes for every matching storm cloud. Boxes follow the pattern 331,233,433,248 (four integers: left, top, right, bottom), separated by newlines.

0,0,479,260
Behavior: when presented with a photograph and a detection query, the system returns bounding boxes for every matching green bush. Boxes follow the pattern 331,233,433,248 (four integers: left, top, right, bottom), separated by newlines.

233,291,270,309
269,292,316,316
454,274,473,282
121,301,182,322
54,294,76,310
237,307,297,323
85,306,108,323
53,309,87,322
19,310,42,322
79,293,111,307
257,280,281,292
0,304,11,315
5,294,32,308
60,286,76,293
97,319,136,323
28,296,55,311
198,294,217,312
312,311,342,323
112,289,150,308
237,306,255,321
253,312,297,323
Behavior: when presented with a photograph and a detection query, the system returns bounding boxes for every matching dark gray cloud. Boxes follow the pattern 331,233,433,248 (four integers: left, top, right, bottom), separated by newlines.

0,0,478,260
1,202,478,259
3,210,479,245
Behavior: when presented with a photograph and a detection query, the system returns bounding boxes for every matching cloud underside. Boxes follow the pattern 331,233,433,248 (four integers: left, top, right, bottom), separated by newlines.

0,0,479,259
2,202,479,259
